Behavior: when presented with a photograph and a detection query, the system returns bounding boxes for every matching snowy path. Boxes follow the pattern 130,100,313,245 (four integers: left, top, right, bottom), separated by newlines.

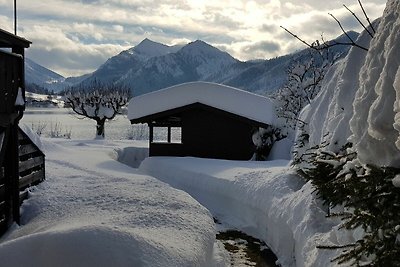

0,139,218,267
139,157,347,267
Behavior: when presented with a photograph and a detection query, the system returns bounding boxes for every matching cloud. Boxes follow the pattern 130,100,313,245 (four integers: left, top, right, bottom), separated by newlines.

113,25,124,33
22,24,129,77
0,0,387,76
241,40,281,60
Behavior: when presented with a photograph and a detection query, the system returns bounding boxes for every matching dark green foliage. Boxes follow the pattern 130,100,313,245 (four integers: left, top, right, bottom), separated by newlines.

297,143,400,266
335,165,400,266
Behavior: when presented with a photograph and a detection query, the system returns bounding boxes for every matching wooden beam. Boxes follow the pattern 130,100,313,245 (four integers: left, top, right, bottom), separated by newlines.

19,144,37,156
0,184,4,200
19,156,44,173
19,190,28,204
149,123,154,143
19,169,44,189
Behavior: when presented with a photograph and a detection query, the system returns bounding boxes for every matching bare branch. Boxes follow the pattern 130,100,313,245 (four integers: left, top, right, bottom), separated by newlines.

328,13,368,51
343,4,373,38
358,0,375,34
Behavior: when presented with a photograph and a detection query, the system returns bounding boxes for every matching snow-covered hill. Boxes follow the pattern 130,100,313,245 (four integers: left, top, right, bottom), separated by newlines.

25,58,66,92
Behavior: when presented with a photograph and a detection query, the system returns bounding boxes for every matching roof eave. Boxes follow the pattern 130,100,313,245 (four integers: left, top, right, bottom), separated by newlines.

0,28,31,48
129,102,271,128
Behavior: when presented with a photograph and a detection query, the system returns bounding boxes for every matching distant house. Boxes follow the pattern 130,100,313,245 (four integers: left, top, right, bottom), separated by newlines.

128,82,276,160
0,28,45,236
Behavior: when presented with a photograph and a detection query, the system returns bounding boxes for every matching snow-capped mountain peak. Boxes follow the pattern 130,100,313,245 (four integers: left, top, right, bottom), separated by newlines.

179,40,232,59
130,38,182,58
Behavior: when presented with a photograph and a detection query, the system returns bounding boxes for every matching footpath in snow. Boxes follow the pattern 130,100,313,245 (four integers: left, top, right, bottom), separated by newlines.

138,156,355,267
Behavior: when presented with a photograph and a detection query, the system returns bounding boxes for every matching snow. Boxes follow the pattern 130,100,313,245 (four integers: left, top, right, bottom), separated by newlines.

297,20,377,153
130,38,182,61
25,91,64,107
19,123,44,152
3,2,399,266
392,174,400,187
350,0,400,167
128,81,277,126
0,139,217,267
0,133,356,267
14,87,25,106
138,157,352,267
297,0,400,169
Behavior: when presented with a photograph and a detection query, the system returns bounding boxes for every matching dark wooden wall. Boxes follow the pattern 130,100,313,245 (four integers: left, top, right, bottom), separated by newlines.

150,106,256,160
0,128,45,236
0,51,22,114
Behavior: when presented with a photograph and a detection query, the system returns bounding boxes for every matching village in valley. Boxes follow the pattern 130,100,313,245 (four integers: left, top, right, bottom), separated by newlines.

0,0,399,266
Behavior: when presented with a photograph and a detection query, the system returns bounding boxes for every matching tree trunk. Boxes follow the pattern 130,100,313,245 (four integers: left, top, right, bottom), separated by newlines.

95,119,105,139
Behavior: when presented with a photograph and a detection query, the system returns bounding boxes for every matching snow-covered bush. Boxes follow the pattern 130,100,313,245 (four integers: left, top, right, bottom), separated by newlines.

251,126,285,161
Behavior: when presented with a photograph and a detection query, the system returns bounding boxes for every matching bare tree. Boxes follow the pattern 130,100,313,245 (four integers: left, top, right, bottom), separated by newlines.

273,48,339,130
65,82,130,139
276,0,375,130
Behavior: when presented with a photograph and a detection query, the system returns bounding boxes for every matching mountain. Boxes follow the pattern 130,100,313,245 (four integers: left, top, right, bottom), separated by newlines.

25,58,66,92
116,40,239,95
27,33,359,96
81,38,183,85
112,34,357,96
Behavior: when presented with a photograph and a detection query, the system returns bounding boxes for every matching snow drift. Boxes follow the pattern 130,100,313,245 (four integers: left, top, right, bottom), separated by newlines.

139,157,354,267
299,0,400,169
350,0,400,167
0,139,217,267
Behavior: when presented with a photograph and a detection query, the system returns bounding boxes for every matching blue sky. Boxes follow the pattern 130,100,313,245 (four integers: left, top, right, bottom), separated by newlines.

0,0,386,77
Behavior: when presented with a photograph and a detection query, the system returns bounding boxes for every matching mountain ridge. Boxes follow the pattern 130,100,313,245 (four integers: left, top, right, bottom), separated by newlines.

26,33,358,95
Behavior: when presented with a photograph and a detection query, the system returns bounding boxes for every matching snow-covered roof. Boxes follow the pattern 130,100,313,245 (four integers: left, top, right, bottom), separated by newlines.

128,82,276,125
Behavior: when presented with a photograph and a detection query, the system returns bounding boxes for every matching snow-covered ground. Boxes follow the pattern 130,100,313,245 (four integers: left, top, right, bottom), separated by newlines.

138,157,356,267
0,135,351,267
0,138,222,267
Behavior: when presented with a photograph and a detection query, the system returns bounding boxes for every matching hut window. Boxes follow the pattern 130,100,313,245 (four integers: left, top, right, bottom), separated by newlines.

151,126,182,144
170,127,182,144
153,127,168,142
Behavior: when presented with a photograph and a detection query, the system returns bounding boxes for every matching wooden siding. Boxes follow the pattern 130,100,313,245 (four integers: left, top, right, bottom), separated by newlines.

0,51,22,114
148,104,258,160
0,128,45,236
18,129,45,194
0,166,6,234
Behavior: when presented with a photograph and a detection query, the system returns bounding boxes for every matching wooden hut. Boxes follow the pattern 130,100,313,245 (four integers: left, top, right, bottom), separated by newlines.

0,28,44,236
128,82,276,160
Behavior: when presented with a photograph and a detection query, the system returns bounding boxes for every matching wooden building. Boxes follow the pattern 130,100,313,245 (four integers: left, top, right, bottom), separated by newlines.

128,82,276,160
0,28,44,236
